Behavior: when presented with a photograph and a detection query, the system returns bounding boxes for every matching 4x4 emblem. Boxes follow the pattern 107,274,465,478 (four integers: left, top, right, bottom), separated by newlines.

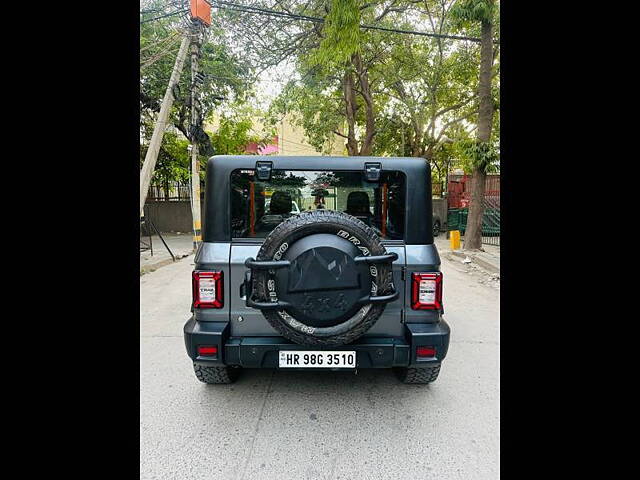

301,294,348,315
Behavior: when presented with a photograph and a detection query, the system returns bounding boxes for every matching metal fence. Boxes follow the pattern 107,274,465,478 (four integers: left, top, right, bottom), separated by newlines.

147,182,191,201
446,174,500,246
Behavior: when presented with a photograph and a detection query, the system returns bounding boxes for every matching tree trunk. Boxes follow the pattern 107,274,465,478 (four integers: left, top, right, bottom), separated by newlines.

464,12,494,250
353,54,375,156
392,81,422,156
342,69,359,156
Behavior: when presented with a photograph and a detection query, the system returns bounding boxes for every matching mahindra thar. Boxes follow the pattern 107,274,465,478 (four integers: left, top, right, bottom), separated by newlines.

184,156,450,384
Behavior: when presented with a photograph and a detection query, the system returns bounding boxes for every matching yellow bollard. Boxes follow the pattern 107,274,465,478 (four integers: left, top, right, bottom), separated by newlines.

450,230,461,250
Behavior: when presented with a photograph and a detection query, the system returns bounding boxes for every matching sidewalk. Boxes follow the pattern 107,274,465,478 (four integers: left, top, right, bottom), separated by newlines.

434,234,500,275
140,232,195,274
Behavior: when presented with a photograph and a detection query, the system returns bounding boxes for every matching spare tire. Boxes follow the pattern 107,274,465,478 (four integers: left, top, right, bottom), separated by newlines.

250,210,396,346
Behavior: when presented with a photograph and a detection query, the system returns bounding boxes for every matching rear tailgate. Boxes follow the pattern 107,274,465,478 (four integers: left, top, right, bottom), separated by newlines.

228,243,406,337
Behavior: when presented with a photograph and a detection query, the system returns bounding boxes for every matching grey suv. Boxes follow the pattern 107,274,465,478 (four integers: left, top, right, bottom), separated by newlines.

184,156,450,384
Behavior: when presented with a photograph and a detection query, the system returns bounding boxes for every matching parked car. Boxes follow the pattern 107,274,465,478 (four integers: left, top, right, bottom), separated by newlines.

184,157,450,384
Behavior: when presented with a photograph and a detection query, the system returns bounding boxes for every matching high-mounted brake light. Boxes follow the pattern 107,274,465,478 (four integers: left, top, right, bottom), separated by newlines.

411,272,443,310
192,271,223,308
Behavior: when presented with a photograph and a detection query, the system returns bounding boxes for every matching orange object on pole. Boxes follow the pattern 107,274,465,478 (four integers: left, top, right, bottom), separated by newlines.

381,183,388,237
190,0,211,26
249,182,255,236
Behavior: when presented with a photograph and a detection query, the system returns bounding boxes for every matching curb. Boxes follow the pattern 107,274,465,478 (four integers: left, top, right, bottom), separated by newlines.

447,250,500,275
140,251,194,275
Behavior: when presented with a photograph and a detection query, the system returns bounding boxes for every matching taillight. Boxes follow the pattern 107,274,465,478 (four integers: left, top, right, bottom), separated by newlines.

416,346,436,358
192,271,223,308
197,345,218,356
411,272,443,310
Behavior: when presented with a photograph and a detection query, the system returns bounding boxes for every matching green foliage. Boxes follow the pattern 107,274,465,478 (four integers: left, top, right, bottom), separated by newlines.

140,132,190,185
208,116,256,155
140,1,260,183
450,0,495,27
207,103,276,158
141,0,500,184
267,74,348,154
309,0,362,68
454,139,499,174
140,0,253,139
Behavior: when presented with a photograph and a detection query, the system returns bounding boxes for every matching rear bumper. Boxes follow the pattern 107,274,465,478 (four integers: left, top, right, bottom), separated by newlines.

184,317,450,369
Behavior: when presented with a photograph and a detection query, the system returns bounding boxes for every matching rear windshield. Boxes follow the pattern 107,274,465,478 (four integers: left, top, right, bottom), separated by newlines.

230,169,406,240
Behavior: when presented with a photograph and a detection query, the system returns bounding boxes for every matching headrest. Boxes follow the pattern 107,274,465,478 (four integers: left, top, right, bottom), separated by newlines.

269,191,292,214
346,191,370,215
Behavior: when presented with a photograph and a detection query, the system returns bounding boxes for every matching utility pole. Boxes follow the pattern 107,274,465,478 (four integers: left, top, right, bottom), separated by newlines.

189,21,204,249
139,34,191,217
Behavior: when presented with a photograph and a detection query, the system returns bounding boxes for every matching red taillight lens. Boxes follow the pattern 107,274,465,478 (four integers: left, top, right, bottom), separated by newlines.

416,346,436,358
197,345,218,356
192,271,223,308
411,272,443,310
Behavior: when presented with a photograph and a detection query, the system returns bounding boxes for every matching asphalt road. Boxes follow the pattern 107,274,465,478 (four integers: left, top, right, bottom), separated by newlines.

140,250,500,479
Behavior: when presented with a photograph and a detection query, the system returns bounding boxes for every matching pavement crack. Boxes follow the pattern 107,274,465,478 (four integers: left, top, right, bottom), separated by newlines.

237,370,275,480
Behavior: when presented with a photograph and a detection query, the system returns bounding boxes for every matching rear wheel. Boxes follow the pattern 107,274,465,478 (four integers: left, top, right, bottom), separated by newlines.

193,364,241,384
394,365,441,384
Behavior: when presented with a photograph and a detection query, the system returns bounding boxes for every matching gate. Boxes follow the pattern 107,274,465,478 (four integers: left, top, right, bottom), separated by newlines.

446,174,500,246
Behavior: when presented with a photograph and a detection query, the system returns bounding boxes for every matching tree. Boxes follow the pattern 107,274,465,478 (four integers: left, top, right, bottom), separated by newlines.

140,0,254,173
258,0,489,164
140,132,190,199
207,107,274,155
259,0,388,156
451,0,499,250
377,0,481,171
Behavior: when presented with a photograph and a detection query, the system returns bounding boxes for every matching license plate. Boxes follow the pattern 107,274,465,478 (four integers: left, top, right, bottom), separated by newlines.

278,350,356,369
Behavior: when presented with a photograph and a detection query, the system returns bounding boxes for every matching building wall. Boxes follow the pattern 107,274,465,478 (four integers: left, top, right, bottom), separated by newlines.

204,112,345,156
277,114,346,156
144,201,203,234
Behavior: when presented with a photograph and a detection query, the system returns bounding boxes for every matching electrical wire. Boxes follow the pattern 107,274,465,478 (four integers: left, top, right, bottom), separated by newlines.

140,1,493,43
140,8,189,24
212,1,487,43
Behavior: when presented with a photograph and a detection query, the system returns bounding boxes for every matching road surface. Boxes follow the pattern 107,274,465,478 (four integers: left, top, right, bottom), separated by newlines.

140,251,499,479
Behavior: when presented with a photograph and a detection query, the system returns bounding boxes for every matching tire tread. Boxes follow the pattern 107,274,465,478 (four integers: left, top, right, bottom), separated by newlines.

193,364,240,384
395,364,441,384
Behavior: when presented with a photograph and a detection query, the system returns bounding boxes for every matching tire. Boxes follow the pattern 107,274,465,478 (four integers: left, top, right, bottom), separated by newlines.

394,365,441,384
432,220,441,237
252,210,394,346
193,364,241,384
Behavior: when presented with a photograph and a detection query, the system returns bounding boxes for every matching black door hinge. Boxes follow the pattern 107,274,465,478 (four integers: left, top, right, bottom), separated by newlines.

255,161,273,181
364,162,382,182
401,266,407,280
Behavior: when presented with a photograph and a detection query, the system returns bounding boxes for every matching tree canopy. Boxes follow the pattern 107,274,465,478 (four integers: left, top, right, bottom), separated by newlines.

140,0,500,185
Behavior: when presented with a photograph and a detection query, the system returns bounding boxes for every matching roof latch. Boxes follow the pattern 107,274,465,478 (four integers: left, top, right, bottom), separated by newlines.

255,161,273,181
364,162,382,182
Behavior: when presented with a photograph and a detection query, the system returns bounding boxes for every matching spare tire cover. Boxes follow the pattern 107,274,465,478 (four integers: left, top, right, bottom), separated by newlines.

252,209,395,346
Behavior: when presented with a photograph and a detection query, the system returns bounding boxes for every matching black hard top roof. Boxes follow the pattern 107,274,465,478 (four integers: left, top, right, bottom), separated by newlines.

207,155,429,174
203,155,433,244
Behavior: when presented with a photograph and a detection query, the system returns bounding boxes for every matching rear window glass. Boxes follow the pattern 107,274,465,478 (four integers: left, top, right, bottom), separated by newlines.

230,169,406,240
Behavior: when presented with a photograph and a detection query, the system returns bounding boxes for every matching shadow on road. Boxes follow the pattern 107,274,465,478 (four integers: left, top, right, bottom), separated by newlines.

192,367,440,411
